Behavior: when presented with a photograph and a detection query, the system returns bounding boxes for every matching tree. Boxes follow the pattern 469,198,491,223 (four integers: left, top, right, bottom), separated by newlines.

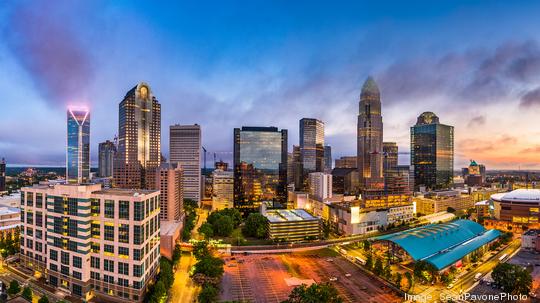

8,280,20,295
219,208,242,227
395,272,403,289
282,282,343,303
193,241,211,259
492,263,532,295
213,215,234,237
198,222,214,240
243,213,268,239
38,296,50,303
198,283,219,303
405,272,413,292
383,263,391,279
447,207,456,213
160,259,174,289
362,240,371,252
150,281,166,302
365,253,374,270
21,286,32,301
373,258,383,276
172,244,182,267
194,255,225,278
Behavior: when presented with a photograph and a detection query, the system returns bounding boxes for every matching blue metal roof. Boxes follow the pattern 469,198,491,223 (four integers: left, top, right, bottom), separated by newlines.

373,219,500,270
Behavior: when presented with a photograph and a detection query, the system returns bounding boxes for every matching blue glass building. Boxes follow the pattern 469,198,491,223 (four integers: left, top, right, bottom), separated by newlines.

67,108,90,183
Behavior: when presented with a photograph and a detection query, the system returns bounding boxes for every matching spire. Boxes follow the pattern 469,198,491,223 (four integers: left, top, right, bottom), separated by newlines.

360,76,380,99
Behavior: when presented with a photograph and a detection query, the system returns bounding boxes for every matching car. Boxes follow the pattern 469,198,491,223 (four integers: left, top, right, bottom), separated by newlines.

329,277,338,281
326,258,333,262
345,273,352,277
447,283,454,289
359,286,367,291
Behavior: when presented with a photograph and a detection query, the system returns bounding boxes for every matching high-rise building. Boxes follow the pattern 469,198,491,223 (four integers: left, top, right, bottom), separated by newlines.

411,112,454,191
309,172,332,201
357,77,384,190
20,183,160,302
324,145,332,173
299,118,325,190
335,156,358,169
66,107,90,184
0,158,5,192
292,145,303,189
169,124,201,204
463,160,486,187
98,140,116,178
212,169,234,210
215,160,228,171
156,163,183,221
233,127,287,213
114,83,161,189
383,142,398,172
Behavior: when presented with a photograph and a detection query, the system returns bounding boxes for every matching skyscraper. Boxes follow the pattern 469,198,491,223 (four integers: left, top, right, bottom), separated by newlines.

411,112,454,191
324,145,332,173
114,83,161,189
233,126,287,213
357,77,384,189
309,172,332,201
299,118,325,189
169,124,201,204
156,163,183,221
66,107,90,184
383,142,398,172
0,158,5,192
98,140,116,177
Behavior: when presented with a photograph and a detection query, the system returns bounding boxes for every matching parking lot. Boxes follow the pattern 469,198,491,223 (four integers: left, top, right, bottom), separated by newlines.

220,250,402,303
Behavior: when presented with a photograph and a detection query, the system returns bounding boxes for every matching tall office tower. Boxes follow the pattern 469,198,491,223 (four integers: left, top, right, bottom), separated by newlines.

299,118,325,190
0,158,5,192
292,145,303,189
323,145,332,173
156,163,183,221
66,107,90,184
212,169,234,210
411,112,454,191
233,127,287,213
383,142,398,172
98,140,116,177
357,77,384,190
308,172,332,201
114,83,161,189
169,124,201,204
20,183,160,302
335,156,358,169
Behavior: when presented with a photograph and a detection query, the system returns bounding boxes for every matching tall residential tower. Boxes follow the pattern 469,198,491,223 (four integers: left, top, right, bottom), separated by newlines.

66,107,90,184
114,83,161,189
169,124,201,204
357,77,384,190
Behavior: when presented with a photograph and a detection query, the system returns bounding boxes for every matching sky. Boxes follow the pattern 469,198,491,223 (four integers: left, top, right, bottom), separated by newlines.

1,0,540,169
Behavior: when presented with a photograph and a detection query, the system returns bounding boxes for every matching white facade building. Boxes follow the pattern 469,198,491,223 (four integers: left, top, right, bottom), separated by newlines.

308,172,332,201
170,124,201,204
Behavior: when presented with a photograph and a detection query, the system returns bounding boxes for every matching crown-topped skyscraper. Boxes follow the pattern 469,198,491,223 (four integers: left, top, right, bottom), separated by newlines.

357,76,384,190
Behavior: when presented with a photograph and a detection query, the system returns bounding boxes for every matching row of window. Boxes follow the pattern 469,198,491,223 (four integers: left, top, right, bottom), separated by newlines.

90,196,159,221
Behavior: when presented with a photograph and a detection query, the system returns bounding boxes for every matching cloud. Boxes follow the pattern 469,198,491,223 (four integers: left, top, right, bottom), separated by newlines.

520,87,540,108
467,115,486,127
521,145,540,153
4,2,95,105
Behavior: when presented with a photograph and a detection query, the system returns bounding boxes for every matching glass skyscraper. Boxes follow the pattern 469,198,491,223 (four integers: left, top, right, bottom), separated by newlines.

233,126,287,213
411,112,454,191
299,118,325,190
98,140,116,177
114,82,161,189
66,107,90,183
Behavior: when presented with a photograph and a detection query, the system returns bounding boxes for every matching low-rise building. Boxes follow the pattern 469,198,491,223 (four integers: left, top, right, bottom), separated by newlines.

262,209,321,242
160,220,183,260
212,170,234,210
414,190,474,215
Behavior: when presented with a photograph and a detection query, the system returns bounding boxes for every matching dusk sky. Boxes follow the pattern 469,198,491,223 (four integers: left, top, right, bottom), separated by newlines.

2,1,540,169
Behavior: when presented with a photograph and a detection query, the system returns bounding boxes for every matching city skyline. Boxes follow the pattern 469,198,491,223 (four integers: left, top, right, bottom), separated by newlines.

3,1,540,169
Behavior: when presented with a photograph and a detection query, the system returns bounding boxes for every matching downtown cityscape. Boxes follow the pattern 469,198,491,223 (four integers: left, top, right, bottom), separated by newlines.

2,1,540,303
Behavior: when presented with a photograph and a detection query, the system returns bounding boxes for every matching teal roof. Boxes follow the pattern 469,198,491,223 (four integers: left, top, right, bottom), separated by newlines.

373,220,500,270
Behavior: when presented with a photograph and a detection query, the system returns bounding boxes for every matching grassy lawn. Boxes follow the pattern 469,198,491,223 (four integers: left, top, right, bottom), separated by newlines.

214,227,274,246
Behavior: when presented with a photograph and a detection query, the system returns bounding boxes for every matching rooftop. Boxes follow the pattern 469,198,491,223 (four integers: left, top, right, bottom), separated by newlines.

264,209,319,223
491,189,540,203
93,188,158,197
373,219,501,270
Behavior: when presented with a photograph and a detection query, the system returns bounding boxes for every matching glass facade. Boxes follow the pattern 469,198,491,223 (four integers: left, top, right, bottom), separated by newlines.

67,108,90,184
233,127,288,212
299,118,325,190
411,112,454,190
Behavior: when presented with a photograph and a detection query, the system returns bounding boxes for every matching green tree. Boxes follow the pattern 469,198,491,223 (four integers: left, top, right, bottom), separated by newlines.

395,272,403,289
21,286,32,301
38,296,50,303
150,280,166,302
492,263,532,295
365,253,373,270
193,241,211,259
383,263,391,279
405,272,413,292
362,240,371,252
373,258,383,276
219,208,242,227
213,215,234,237
194,255,225,278
160,259,174,289
243,213,268,239
282,282,343,303
198,222,214,240
172,244,182,267
8,280,20,295
198,283,219,303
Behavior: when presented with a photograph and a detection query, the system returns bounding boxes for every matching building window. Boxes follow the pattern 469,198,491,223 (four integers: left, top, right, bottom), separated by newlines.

118,278,129,287
104,244,114,254
119,200,129,220
26,212,33,225
133,225,143,245
50,264,58,272
133,249,142,261
134,201,143,221
35,211,43,227
73,271,82,280
68,219,78,237
36,193,43,208
67,198,78,216
73,256,82,269
91,256,100,269
26,192,33,207
104,225,114,241
50,250,58,261
61,265,69,276
91,242,100,253
73,284,82,296
91,222,100,238
91,271,100,280
105,200,114,218
119,224,129,243
133,264,143,277
104,260,114,272
61,251,70,265
91,198,100,216
118,262,129,275
119,247,129,257
68,240,78,252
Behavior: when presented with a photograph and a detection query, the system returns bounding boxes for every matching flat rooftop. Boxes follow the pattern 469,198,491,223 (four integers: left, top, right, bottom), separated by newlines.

264,209,318,223
93,188,158,197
